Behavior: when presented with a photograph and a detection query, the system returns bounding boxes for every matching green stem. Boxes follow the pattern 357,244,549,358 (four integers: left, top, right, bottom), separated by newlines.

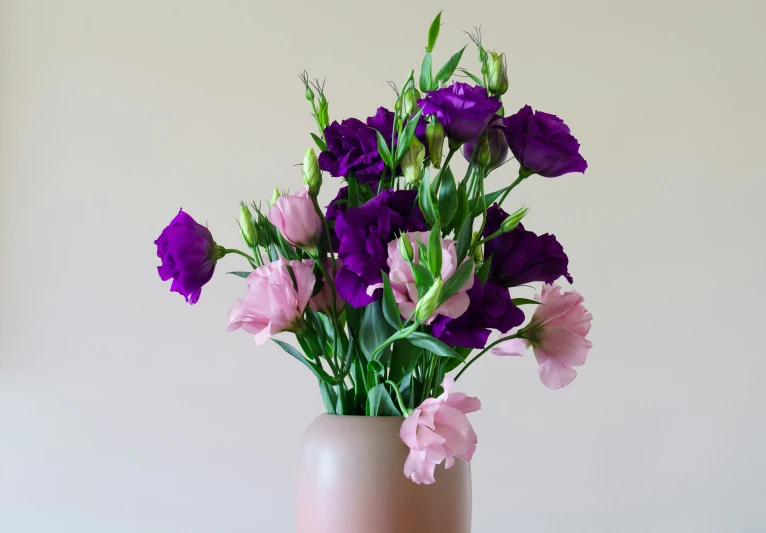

454,333,521,381
385,380,410,415
434,149,457,192
222,248,256,265
496,172,527,207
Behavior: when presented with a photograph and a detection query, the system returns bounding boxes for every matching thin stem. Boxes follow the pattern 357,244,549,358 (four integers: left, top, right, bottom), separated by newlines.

496,173,527,207
454,333,521,381
434,149,457,192
385,380,410,415
222,248,256,263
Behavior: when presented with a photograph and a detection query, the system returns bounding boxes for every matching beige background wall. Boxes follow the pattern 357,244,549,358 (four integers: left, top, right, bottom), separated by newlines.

1,0,764,531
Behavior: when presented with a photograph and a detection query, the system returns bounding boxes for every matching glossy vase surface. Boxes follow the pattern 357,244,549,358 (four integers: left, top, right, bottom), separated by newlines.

295,414,471,533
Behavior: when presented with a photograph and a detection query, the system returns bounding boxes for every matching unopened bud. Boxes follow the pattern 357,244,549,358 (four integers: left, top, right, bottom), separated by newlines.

303,148,322,195
500,206,529,233
471,232,483,263
239,203,257,248
414,278,443,323
317,94,329,128
400,234,414,262
401,88,421,117
401,136,425,186
475,135,492,168
305,85,315,101
426,121,445,169
487,52,508,95
269,188,281,206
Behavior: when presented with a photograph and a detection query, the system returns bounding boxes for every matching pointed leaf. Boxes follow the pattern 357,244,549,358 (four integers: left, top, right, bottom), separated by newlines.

512,298,540,306
366,383,401,416
477,255,492,284
272,339,337,384
389,339,424,384
420,52,433,92
458,68,484,86
359,300,393,362
440,258,474,304
437,167,458,228
381,272,403,329
311,133,327,152
455,216,472,265
418,171,439,227
318,381,337,414
374,129,393,168
226,271,251,279
427,224,442,277
395,109,424,164
411,262,435,299
406,332,465,362
472,188,507,216
435,46,467,85
426,11,442,53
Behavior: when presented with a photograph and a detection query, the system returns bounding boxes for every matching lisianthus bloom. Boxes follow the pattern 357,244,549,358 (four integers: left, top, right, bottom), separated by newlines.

400,377,481,485
154,209,219,305
227,258,315,345
268,185,322,251
501,105,587,177
324,186,348,250
318,107,395,184
334,190,426,308
492,284,592,389
483,204,572,287
432,276,524,349
462,115,509,171
418,83,502,145
309,258,345,315
367,232,474,323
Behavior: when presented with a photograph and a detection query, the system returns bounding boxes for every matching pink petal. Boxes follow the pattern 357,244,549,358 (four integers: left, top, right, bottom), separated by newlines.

492,338,530,357
404,449,437,485
445,392,482,414
537,325,592,367
399,410,421,450
536,355,578,390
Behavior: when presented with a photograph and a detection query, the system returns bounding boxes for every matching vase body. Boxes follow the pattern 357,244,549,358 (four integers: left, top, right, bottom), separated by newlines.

295,414,472,533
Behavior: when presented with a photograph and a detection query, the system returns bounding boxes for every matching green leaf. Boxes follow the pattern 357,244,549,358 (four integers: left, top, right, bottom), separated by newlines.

418,171,439,227
226,271,251,279
272,339,337,384
472,188,507,216
444,346,471,372
455,216,472,265
406,332,465,361
457,68,484,86
374,129,393,168
347,174,360,207
477,255,492,284
381,272,403,329
427,224,442,277
359,301,393,362
318,381,337,414
336,387,349,415
395,109,424,164
311,132,327,152
420,52,432,92
366,383,401,416
426,11,442,53
437,167,458,228
411,262,435,299
434,46,467,85
512,298,541,306
440,258,474,304
389,339,423,383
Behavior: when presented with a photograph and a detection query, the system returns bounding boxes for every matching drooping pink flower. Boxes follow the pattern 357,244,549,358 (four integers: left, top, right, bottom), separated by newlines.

267,186,322,250
227,258,315,345
309,258,345,315
399,377,481,485
492,284,592,389
367,232,474,324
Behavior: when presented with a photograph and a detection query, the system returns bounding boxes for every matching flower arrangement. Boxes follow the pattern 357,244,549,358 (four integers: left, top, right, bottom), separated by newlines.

154,13,592,485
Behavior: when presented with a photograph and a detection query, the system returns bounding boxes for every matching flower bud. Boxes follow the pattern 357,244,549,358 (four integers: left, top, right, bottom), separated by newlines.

302,148,322,195
426,121,445,169
401,136,425,187
239,202,257,248
500,206,529,234
475,135,492,168
470,232,483,263
305,85,315,101
317,94,330,128
401,88,421,118
269,188,281,206
487,52,508,95
400,234,414,262
414,278,443,323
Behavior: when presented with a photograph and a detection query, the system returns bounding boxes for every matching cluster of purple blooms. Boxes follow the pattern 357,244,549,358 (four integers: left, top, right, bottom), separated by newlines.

153,16,593,486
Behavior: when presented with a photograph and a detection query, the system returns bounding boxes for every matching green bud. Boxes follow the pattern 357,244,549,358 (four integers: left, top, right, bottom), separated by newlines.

471,232,483,263
414,278,443,323
401,88,421,118
400,234,414,262
426,121,445,169
303,148,322,195
305,85,315,101
317,94,329,128
269,188,281,206
239,202,257,248
475,135,492,168
487,51,508,95
500,206,529,234
401,136,425,187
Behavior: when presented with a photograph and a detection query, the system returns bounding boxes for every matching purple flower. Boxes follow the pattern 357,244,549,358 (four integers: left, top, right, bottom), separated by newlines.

318,107,395,184
418,83,502,145
462,115,509,170
155,209,219,305
432,276,524,349
501,105,587,177
334,190,426,308
325,186,348,249
483,204,573,287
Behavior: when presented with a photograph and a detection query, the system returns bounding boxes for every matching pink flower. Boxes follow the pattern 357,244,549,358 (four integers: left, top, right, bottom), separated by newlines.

492,284,592,389
368,232,473,324
267,186,322,250
399,377,481,485
227,258,315,345
309,258,345,314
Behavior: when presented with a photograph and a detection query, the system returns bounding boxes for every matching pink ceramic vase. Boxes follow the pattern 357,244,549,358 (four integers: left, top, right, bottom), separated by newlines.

295,414,472,533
